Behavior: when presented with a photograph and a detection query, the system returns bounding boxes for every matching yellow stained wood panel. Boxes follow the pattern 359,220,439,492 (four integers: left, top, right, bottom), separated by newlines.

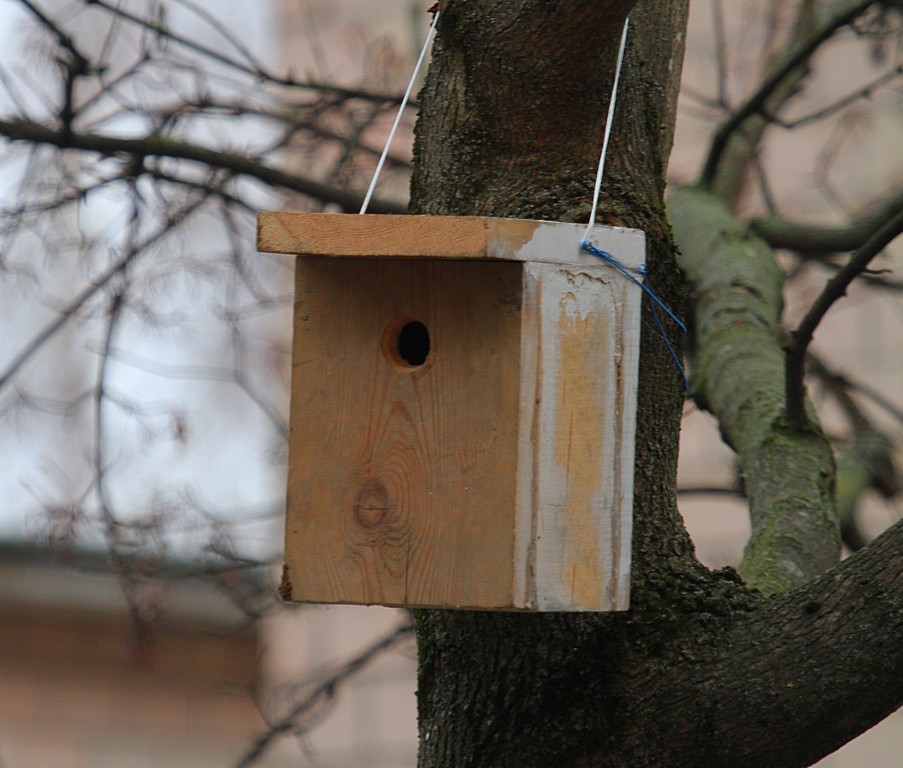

534,264,628,610
285,257,523,608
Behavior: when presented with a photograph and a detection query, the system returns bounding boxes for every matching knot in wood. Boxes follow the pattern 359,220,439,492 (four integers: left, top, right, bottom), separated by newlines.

353,480,391,528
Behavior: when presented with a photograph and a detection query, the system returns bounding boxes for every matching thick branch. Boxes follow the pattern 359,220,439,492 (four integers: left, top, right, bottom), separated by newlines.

415,519,903,768
0,117,406,213
620,518,903,768
669,185,840,592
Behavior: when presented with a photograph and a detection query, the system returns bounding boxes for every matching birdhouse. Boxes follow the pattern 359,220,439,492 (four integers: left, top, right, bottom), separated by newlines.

257,213,643,611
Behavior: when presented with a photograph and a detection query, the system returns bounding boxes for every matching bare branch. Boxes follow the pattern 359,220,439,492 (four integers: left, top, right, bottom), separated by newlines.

18,0,90,72
769,62,903,128
711,0,731,110
705,1,819,205
92,246,156,649
807,355,901,550
809,355,903,425
0,197,205,390
83,0,411,104
784,203,903,426
751,184,903,254
0,116,407,213
234,621,414,768
670,185,840,593
700,0,878,189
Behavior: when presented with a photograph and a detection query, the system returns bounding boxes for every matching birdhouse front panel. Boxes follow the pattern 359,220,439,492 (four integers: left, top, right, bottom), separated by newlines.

258,214,644,611
288,256,524,609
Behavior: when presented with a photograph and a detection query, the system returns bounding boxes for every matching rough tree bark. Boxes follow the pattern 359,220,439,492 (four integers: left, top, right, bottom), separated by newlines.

409,1,902,767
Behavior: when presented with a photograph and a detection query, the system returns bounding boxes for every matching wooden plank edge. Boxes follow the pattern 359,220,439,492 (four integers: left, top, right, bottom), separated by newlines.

257,212,491,258
257,212,645,269
278,591,626,612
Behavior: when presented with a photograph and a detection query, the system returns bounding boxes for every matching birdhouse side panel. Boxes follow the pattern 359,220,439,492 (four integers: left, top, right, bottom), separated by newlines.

283,257,525,609
515,261,640,611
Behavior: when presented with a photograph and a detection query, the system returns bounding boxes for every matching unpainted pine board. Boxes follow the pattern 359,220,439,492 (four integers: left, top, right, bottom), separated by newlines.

512,261,542,609
258,213,492,259
515,261,641,611
284,257,524,609
257,212,645,270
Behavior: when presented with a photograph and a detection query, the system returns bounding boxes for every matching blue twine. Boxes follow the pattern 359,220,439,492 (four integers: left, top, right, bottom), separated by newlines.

581,240,688,390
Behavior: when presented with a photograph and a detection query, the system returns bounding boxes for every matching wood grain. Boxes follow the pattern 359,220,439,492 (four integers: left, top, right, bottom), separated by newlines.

285,257,523,608
514,263,639,610
258,212,644,268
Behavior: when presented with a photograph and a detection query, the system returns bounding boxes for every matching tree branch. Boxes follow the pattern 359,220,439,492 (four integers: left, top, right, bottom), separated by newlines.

765,62,903,130
809,355,903,425
0,197,205,390
669,185,840,593
80,0,411,104
808,355,900,549
700,0,878,189
751,184,903,254
0,116,407,213
19,0,90,70
234,621,413,768
784,203,903,425
621,517,903,768
704,0,818,206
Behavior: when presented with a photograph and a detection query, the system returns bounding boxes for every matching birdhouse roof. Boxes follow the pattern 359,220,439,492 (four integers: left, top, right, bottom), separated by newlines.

257,213,644,269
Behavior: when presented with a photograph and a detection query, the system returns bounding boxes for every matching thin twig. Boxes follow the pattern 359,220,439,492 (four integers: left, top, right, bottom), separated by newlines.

751,184,903,254
808,355,903,425
0,198,205,390
784,205,903,424
19,0,90,68
701,0,877,187
770,63,903,129
83,0,409,104
711,0,731,110
0,116,407,213
233,622,414,768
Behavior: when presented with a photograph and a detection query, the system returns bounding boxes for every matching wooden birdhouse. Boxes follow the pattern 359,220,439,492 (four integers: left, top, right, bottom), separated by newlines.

257,213,644,611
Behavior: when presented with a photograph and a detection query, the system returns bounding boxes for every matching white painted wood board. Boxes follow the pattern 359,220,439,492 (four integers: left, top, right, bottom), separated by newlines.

513,261,640,610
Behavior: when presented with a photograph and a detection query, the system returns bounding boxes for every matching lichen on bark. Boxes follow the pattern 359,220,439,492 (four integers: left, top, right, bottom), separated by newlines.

669,185,840,593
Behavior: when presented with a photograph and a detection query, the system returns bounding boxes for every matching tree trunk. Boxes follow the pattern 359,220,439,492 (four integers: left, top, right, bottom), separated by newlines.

409,1,902,766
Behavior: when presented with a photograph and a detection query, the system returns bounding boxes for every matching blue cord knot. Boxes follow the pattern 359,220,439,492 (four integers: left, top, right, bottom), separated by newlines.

581,240,688,390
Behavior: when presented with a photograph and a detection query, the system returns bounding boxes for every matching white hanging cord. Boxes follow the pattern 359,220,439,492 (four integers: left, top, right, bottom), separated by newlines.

578,17,687,389
583,17,630,243
359,10,441,214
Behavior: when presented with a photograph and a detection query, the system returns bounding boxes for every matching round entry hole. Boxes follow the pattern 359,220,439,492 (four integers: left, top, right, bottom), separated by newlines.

382,318,431,370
